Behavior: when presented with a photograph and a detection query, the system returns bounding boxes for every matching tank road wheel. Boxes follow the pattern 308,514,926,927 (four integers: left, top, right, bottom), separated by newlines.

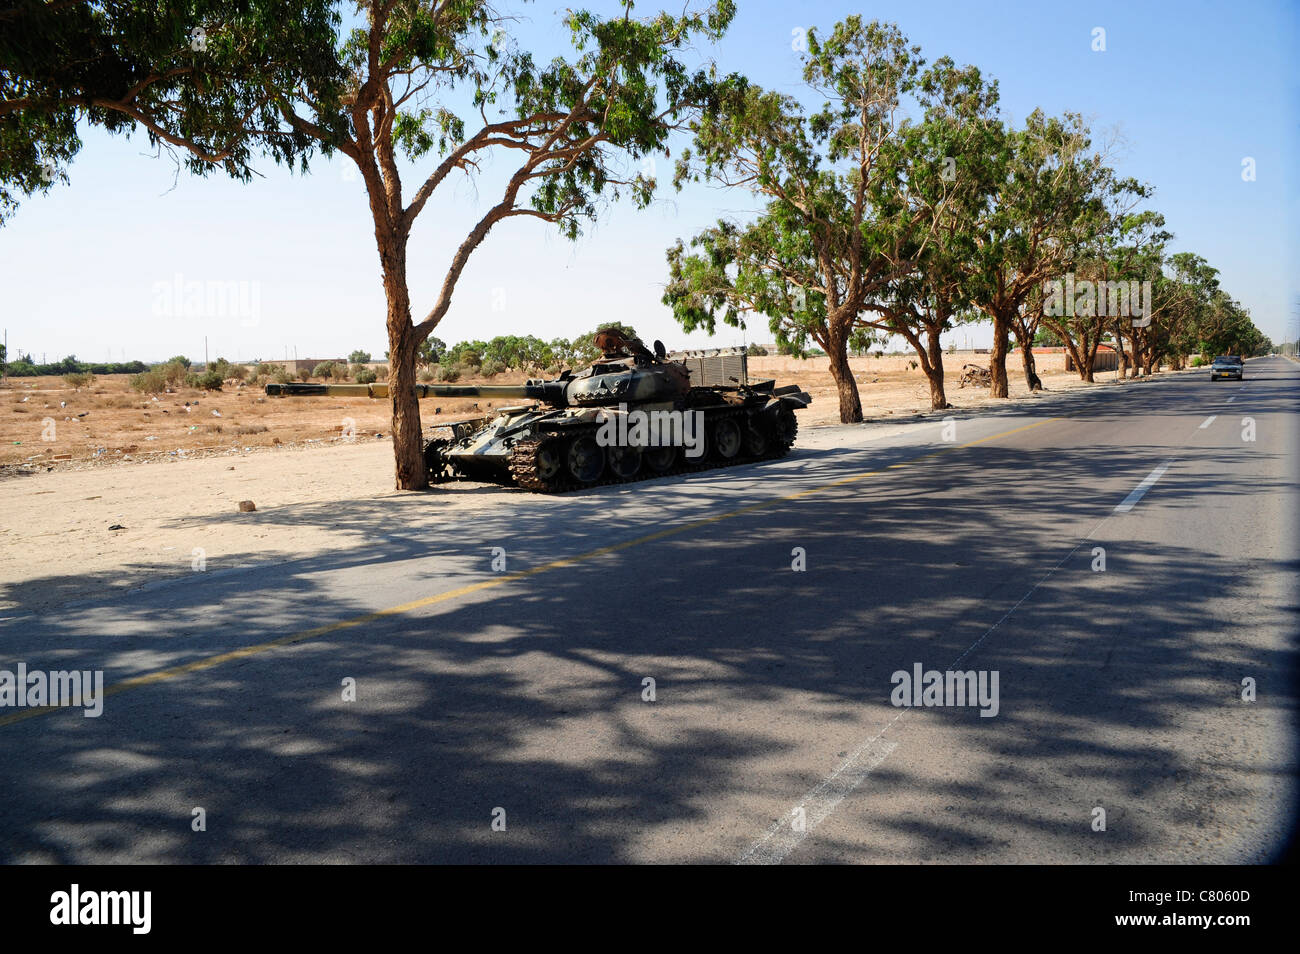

741,417,769,457
770,404,798,454
424,438,458,483
533,441,564,482
507,437,565,491
643,445,678,474
566,435,605,484
607,445,642,480
709,416,742,460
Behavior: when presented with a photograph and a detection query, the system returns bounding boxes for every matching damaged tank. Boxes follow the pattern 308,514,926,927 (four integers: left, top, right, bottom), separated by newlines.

266,329,811,492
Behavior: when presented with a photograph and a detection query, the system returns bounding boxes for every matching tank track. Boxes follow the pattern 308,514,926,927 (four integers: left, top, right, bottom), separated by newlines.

504,404,798,494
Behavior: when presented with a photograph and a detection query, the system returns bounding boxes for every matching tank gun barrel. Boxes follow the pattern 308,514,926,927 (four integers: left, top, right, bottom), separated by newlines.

265,380,567,405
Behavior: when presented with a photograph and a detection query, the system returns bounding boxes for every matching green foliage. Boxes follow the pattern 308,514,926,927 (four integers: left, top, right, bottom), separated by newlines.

260,363,292,385
130,369,169,393
746,343,768,356
355,367,378,384
479,358,505,377
313,361,340,380
417,336,446,366
3,356,149,376
447,344,482,368
130,359,189,392
63,371,95,388
664,18,966,409
1,1,348,225
193,369,224,390
437,364,461,383
167,355,192,369
348,350,371,364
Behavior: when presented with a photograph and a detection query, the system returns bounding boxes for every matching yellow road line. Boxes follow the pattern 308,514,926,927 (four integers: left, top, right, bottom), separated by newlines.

1,414,1065,729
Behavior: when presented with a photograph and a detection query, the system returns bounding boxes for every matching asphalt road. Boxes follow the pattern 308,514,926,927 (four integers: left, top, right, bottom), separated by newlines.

2,356,1296,863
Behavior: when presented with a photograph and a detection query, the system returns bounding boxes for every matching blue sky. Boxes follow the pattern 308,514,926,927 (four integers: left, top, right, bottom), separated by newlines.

1,0,1296,364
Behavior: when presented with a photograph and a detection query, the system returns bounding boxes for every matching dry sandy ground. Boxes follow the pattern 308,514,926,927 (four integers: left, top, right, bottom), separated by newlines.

0,362,1115,614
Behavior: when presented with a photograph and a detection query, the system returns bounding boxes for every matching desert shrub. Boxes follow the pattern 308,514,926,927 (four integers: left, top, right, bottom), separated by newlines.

418,368,436,383
160,360,189,385
298,369,313,382
212,359,247,382
187,370,224,390
438,364,461,383
348,350,371,364
479,358,505,377
63,372,95,388
355,368,378,384
313,361,336,379
373,365,388,378
130,368,170,392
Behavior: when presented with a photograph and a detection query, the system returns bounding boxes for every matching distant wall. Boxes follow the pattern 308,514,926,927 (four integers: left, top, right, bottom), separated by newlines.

748,350,1071,376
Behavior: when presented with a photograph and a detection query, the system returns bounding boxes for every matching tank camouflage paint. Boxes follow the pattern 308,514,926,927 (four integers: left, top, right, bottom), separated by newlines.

267,331,811,492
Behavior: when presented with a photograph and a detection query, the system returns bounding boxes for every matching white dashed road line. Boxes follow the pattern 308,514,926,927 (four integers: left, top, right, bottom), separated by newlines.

1114,461,1174,514
1199,415,1217,429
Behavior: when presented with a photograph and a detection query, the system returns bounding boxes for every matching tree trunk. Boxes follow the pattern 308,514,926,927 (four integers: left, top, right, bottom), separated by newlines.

1114,322,1130,377
377,231,427,491
989,317,1010,398
924,326,949,410
827,342,863,423
1012,328,1042,391
1080,334,1100,383
1141,339,1155,376
388,327,425,490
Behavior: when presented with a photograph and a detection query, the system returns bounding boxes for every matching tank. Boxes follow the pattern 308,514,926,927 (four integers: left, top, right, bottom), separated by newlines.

266,329,811,492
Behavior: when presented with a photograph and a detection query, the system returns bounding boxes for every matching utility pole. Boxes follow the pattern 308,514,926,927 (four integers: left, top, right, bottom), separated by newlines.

204,336,209,369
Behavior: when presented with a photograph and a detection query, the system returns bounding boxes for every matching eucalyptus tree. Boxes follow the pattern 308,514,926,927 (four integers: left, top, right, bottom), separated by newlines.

970,110,1112,395
3,0,736,488
1041,199,1166,383
664,17,937,423
857,57,1001,410
0,0,346,224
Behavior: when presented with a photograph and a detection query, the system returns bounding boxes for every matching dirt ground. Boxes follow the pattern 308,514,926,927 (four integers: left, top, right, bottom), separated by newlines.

0,361,1094,474
0,360,1112,613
